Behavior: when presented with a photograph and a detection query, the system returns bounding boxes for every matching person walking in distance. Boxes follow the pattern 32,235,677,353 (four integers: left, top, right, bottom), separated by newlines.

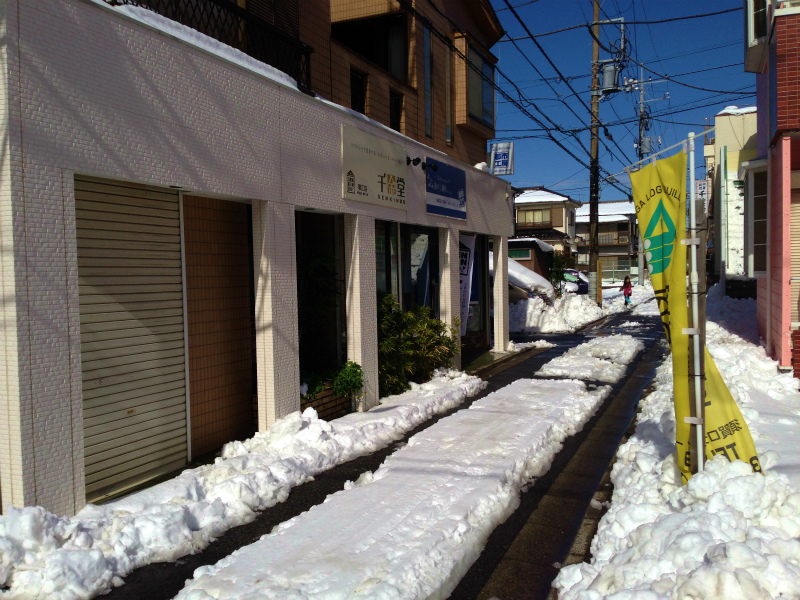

621,275,633,309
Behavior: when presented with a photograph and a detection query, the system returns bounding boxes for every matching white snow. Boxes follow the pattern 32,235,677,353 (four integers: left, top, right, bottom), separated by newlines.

538,335,645,383
515,188,575,205
175,378,612,599
717,105,757,116
0,371,485,600
509,283,654,334
509,237,556,253
506,339,557,352
553,284,800,599
576,199,636,218
490,252,555,302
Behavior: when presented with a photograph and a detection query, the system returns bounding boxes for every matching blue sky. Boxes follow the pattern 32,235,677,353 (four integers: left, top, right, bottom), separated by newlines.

487,1,755,201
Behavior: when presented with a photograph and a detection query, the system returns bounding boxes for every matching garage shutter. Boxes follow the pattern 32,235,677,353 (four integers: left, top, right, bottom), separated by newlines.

76,176,188,503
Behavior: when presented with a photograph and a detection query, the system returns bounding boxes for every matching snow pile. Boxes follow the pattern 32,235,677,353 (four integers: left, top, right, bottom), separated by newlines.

0,371,485,600
553,287,800,599
175,379,611,599
489,252,555,302
538,335,645,383
506,339,557,352
510,284,654,334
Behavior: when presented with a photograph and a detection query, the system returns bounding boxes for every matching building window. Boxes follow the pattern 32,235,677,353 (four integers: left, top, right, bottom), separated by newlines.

389,90,403,132
468,47,494,127
333,13,407,82
508,248,531,260
445,43,453,146
749,169,768,276
424,26,433,138
350,69,367,114
569,210,575,226
517,208,550,225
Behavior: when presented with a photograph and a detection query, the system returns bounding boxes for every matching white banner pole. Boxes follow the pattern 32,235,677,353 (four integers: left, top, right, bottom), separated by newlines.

688,132,705,472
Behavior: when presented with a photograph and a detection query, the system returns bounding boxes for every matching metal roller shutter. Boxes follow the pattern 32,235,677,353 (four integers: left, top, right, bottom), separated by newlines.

792,193,800,326
76,176,188,503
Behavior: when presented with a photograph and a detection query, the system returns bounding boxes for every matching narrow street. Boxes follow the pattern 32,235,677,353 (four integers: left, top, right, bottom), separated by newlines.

105,306,664,600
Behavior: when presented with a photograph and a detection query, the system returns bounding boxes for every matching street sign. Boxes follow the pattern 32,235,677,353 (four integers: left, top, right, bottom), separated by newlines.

490,142,514,175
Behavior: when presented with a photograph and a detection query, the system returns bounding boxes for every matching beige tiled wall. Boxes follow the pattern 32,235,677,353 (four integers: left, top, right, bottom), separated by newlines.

0,0,511,514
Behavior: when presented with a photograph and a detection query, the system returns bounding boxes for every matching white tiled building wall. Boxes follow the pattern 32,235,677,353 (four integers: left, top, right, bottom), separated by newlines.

0,0,513,514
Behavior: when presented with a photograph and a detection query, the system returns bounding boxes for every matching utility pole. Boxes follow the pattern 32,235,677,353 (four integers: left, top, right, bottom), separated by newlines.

625,67,668,286
588,0,601,305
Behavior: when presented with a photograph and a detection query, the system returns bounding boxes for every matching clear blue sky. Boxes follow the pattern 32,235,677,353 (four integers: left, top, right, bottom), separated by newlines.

487,0,755,202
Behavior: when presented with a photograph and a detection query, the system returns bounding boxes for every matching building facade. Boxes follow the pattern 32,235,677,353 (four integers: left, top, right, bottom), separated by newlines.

0,0,512,515
575,200,639,282
741,0,800,369
703,106,758,291
513,188,580,256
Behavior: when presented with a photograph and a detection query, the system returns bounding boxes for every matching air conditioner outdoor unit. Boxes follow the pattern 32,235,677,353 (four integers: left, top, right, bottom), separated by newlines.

618,235,629,244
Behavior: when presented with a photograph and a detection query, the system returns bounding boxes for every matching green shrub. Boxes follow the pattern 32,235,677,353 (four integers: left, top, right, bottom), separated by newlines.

377,293,460,397
332,361,364,399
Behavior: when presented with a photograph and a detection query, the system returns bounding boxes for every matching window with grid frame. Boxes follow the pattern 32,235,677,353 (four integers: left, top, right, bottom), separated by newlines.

517,208,551,225
467,46,494,127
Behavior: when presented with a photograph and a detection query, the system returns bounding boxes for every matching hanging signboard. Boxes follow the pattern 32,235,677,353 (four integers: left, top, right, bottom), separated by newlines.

426,157,467,220
490,142,514,175
342,125,407,210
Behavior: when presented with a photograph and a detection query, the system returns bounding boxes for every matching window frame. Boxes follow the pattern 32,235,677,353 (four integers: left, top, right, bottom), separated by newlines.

423,26,433,138
467,45,494,128
746,166,768,278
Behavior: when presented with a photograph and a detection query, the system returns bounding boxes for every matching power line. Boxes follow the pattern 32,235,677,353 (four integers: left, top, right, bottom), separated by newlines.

406,0,633,194
501,0,634,164
498,6,742,41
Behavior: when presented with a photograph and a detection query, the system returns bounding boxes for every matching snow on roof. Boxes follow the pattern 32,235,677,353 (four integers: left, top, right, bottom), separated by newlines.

575,214,629,224
515,188,578,205
490,251,555,301
716,105,757,117
575,200,635,218
509,237,556,252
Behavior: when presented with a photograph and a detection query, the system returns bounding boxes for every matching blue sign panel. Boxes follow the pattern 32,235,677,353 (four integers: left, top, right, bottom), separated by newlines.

425,157,467,220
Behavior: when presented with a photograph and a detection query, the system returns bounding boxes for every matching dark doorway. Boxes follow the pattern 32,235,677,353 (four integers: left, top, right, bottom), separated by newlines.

295,212,346,382
400,225,439,317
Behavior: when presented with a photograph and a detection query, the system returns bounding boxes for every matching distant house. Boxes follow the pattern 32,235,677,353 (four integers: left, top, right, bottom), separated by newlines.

513,188,580,255
575,200,639,282
703,105,758,297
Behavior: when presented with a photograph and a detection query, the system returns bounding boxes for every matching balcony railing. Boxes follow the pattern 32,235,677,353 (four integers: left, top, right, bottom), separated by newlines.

109,0,313,94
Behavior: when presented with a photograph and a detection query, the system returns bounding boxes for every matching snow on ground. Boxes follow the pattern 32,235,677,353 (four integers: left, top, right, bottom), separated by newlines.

175,379,612,600
510,283,654,334
538,335,645,383
506,339,557,352
0,371,485,600
553,285,800,599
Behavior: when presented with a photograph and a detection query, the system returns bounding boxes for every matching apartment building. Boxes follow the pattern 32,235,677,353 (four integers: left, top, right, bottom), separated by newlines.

513,188,580,255
575,200,639,282
739,0,800,371
0,0,512,515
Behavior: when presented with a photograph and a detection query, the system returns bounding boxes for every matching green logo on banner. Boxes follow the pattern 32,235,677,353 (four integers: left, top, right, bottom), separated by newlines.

643,199,676,275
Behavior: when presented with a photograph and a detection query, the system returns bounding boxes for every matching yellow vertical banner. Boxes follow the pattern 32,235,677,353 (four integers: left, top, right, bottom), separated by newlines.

704,348,761,473
629,151,760,483
630,152,693,483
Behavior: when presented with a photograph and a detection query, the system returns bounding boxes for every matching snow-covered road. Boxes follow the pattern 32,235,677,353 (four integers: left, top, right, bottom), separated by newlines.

175,379,611,599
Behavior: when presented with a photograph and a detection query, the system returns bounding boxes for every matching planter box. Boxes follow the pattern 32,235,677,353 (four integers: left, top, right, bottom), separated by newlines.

301,385,353,421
